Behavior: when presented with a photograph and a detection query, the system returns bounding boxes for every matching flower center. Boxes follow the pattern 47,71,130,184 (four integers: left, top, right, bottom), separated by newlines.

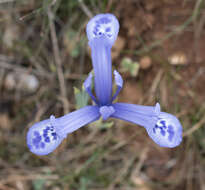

99,105,115,120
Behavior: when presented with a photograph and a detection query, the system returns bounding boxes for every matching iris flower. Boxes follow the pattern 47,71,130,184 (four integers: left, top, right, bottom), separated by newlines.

27,13,182,156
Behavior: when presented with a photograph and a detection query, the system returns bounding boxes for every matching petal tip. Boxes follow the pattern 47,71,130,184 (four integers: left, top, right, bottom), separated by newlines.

114,70,123,87
26,118,64,156
86,13,119,46
83,72,93,89
154,103,161,115
146,112,183,148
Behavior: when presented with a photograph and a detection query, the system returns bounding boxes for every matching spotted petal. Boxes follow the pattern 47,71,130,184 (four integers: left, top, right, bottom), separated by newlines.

26,116,64,156
111,103,182,148
86,13,119,46
146,112,183,148
27,106,100,156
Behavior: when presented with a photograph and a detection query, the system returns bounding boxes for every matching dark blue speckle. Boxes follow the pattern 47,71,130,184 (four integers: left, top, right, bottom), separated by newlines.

34,144,40,149
106,27,111,32
99,17,111,24
32,136,41,144
52,133,57,140
168,125,174,141
45,137,50,143
160,129,166,136
32,134,43,149
34,131,40,136
43,129,48,134
46,126,50,130
40,142,45,149
153,128,156,133
160,120,167,129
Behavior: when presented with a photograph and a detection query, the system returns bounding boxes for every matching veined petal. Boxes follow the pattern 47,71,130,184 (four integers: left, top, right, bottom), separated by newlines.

27,106,100,156
83,72,98,104
111,103,182,148
56,105,100,135
86,13,119,46
111,103,158,128
146,112,183,148
112,70,123,102
26,116,65,156
89,36,112,106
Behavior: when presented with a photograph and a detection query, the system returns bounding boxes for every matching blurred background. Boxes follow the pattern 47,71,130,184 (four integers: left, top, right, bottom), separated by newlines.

0,0,205,190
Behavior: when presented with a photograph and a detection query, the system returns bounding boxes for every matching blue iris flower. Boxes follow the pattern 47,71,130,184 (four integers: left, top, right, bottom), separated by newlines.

26,13,183,156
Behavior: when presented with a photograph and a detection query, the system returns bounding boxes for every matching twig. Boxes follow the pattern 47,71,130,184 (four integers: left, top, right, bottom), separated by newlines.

78,0,93,18
106,0,114,12
147,69,164,104
0,59,52,78
48,7,69,114
0,58,85,80
183,116,205,137
108,154,139,190
0,0,14,3
0,174,59,185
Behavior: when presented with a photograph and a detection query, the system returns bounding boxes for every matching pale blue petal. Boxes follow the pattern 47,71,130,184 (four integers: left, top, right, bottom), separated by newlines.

111,103,158,128
26,116,65,156
86,13,119,46
56,105,100,135
146,112,183,148
111,103,182,148
112,103,158,117
83,73,98,104
112,70,123,102
89,36,112,106
27,106,100,156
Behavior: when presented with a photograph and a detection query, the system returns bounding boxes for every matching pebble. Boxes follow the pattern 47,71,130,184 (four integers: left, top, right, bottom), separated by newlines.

139,56,152,70
168,52,187,65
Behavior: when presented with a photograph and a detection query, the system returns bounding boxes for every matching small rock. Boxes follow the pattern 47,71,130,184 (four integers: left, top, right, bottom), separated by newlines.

0,113,11,130
168,52,187,65
139,56,152,70
5,72,39,92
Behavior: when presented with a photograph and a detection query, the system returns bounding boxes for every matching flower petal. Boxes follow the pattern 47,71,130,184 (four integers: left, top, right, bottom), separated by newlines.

99,105,115,120
111,103,157,128
56,105,100,135
86,13,119,46
111,103,182,148
112,70,123,102
26,116,65,156
27,106,100,156
83,72,98,104
89,36,112,106
146,112,183,148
